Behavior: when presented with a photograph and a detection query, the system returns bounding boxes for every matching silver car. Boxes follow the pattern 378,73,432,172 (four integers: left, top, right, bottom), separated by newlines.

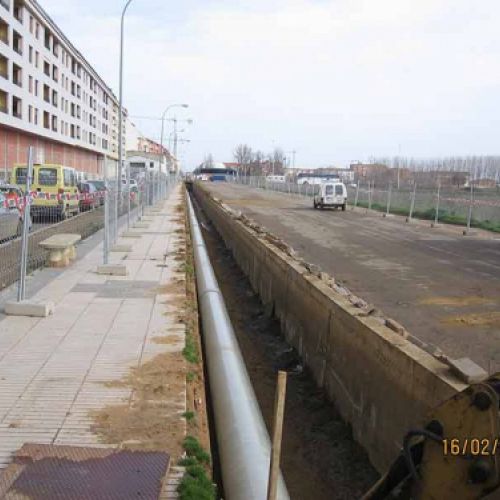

0,192,22,242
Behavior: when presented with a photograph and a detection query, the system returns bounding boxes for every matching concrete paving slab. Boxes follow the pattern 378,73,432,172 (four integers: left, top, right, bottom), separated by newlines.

0,185,188,472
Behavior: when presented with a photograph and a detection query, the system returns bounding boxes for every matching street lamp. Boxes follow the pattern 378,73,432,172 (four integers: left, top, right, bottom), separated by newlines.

118,0,135,232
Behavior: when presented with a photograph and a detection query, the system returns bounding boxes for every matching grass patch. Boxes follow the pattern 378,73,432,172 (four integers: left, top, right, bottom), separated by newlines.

182,411,196,422
186,371,196,382
183,262,195,277
183,329,199,364
353,202,500,233
178,436,215,500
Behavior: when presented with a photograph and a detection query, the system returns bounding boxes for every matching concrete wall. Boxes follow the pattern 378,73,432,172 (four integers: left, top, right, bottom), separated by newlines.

193,183,467,473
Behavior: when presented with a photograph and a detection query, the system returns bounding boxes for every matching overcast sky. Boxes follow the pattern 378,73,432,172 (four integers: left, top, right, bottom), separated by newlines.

41,0,500,170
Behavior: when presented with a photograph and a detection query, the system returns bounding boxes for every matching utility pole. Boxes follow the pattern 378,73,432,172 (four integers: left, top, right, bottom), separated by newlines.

173,117,178,172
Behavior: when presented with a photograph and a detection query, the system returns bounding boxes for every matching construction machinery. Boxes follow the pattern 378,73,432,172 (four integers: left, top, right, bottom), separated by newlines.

364,374,500,499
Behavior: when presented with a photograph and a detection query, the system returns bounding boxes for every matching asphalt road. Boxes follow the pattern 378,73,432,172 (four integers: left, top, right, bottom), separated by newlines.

202,182,500,372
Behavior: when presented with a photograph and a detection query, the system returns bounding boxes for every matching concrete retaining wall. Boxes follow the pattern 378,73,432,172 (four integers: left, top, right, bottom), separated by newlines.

193,183,467,473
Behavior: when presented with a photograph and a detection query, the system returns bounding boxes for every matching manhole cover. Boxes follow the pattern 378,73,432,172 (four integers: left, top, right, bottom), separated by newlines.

0,444,170,499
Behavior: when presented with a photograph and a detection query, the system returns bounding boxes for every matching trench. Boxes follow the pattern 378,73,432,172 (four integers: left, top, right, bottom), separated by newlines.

192,196,379,500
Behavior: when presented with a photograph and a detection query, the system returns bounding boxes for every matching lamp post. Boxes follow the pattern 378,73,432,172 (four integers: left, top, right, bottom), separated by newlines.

117,0,135,234
159,104,188,195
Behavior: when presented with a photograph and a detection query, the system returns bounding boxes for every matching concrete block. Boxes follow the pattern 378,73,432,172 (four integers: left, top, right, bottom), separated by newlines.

110,244,133,253
121,231,143,238
96,264,128,276
4,300,55,318
447,357,488,384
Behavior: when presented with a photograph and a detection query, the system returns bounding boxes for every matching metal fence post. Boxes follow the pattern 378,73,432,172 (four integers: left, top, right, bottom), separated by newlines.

433,180,441,227
465,177,474,234
354,180,359,208
368,181,372,212
103,155,109,265
17,146,34,302
385,182,392,217
408,182,417,222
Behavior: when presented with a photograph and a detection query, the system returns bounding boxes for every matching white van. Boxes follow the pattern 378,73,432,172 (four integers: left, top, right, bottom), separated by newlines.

313,182,347,211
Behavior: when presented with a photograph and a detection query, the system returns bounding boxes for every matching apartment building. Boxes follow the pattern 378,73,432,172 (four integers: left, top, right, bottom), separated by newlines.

0,0,124,180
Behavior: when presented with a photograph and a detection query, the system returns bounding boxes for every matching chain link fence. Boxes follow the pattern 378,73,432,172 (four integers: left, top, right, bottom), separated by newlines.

228,175,500,233
1,148,174,293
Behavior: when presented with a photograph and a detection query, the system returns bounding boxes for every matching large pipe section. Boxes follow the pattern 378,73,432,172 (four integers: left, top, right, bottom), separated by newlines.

187,193,290,500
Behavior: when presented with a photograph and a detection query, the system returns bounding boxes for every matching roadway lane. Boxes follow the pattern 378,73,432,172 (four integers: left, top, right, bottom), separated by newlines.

201,182,500,372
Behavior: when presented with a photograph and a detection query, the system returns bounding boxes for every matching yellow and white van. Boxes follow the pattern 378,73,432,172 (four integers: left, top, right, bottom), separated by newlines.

11,164,80,220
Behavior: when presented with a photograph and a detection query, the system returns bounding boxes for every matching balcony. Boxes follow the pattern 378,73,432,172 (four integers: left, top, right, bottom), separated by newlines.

0,17,8,45
0,53,7,79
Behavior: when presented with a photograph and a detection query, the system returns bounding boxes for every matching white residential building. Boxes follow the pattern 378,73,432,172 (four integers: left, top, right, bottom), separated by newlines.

0,0,125,179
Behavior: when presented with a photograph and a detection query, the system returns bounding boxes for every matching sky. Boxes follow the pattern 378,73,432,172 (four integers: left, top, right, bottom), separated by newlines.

40,0,500,170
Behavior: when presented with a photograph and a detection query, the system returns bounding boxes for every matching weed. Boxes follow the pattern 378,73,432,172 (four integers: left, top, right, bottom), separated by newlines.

186,371,196,382
177,437,215,500
182,411,196,422
183,331,199,364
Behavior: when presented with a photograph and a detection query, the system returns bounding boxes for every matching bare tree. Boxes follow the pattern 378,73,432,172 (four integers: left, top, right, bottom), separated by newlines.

203,154,214,169
233,144,254,176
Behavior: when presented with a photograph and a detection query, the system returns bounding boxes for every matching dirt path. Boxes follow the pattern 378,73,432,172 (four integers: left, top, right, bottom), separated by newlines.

201,183,500,372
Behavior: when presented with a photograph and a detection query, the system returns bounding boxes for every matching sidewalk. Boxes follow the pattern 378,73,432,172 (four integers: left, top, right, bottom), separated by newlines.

0,185,187,497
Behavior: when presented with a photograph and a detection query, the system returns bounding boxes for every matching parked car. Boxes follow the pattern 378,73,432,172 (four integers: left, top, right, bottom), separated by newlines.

11,164,80,220
87,180,106,206
0,193,23,241
313,181,348,210
0,185,32,234
77,182,99,211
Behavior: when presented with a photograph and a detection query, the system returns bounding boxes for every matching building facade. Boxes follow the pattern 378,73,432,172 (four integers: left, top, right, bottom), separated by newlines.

0,0,124,181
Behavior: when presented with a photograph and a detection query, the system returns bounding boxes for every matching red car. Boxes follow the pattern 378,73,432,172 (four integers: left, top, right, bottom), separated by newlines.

77,182,99,211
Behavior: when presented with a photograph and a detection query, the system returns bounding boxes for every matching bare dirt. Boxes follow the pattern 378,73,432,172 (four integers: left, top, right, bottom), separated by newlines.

90,351,186,460
201,183,500,372
194,202,378,500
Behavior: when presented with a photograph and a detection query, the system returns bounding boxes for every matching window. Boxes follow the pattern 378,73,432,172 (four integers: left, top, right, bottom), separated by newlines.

29,15,33,34
28,104,32,122
12,63,22,86
43,110,49,128
13,30,22,55
52,65,58,82
34,107,38,124
0,53,7,79
0,16,8,45
13,0,22,23
51,115,57,131
51,89,57,106
39,168,57,186
12,95,21,118
53,40,59,57
35,22,39,40
43,61,50,76
29,45,33,63
43,84,49,102
44,29,50,50
70,124,75,138
35,51,39,68
335,184,344,195
34,79,38,96
0,89,7,113
15,168,27,185
28,75,33,92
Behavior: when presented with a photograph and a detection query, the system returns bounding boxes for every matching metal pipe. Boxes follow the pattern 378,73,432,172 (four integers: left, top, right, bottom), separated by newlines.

186,194,290,500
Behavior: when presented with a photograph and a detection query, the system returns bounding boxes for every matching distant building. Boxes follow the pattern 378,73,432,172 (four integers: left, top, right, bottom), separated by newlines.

470,178,497,189
349,163,389,180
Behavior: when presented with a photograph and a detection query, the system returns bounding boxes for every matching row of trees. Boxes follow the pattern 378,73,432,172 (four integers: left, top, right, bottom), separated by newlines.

233,144,287,176
370,156,500,180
